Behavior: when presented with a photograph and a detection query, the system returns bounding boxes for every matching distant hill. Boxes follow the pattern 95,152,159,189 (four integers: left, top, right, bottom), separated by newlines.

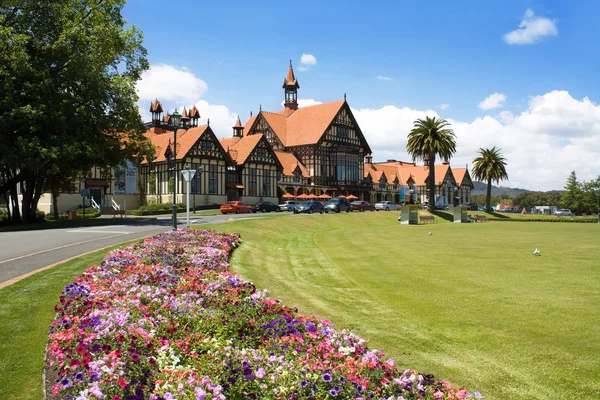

472,181,529,198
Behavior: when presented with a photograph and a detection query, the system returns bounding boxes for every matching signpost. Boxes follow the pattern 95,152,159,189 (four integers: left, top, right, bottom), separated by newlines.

454,205,468,223
181,169,197,228
399,205,420,225
80,189,88,219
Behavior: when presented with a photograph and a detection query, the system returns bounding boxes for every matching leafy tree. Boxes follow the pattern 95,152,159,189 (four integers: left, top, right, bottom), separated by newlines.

559,171,582,213
0,0,152,223
580,176,600,215
472,147,509,212
406,116,456,212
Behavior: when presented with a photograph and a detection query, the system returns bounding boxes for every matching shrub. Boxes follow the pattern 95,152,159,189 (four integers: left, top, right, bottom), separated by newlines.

46,230,476,400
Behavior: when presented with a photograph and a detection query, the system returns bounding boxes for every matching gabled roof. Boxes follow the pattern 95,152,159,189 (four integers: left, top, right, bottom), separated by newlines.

261,111,287,143
452,168,474,188
233,116,243,128
144,125,211,164
243,115,257,136
181,107,189,119
219,134,262,165
283,100,346,147
275,151,310,177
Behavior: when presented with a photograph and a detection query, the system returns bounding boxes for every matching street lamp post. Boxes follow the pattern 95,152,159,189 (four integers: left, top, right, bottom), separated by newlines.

171,110,181,230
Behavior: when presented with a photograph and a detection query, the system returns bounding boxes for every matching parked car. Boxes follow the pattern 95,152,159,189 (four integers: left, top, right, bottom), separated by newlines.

220,201,252,214
375,201,399,211
554,209,573,216
324,197,352,213
279,200,298,212
294,201,325,214
350,201,375,212
460,202,479,211
252,201,281,213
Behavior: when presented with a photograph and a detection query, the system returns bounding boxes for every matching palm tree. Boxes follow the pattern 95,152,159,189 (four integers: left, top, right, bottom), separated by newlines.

472,147,509,212
406,116,457,213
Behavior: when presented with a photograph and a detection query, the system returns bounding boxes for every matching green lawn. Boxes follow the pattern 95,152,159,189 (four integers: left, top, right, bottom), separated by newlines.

1,212,599,399
205,212,600,400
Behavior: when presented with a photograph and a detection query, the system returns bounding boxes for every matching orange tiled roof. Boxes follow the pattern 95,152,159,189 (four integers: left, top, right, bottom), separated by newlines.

162,113,170,123
243,115,257,136
283,100,345,146
283,60,299,88
275,151,310,177
150,99,163,113
189,106,200,119
219,134,263,165
261,111,287,144
452,168,473,187
143,125,210,164
181,107,189,119
233,116,243,128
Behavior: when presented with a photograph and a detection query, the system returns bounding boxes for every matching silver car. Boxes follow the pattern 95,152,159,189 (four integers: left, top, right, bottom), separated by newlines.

375,201,400,211
554,209,573,216
279,200,297,212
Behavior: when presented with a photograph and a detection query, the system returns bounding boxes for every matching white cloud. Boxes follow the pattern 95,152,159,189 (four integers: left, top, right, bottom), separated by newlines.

351,90,600,190
300,54,317,65
376,76,394,81
135,64,236,137
137,64,207,104
479,92,507,110
503,9,558,45
439,104,450,110
280,98,323,108
298,53,317,71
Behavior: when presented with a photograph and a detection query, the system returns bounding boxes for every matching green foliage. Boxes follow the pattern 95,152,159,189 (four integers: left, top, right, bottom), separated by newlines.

0,1,153,223
472,147,509,211
148,172,157,195
513,191,562,210
559,171,582,212
406,116,457,212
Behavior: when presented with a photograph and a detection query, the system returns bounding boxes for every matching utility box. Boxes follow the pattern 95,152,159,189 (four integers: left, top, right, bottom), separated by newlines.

454,206,468,223
68,210,77,220
399,205,420,225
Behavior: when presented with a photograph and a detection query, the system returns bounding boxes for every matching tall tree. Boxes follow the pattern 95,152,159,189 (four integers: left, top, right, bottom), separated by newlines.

472,147,509,211
0,0,152,223
559,171,581,212
406,116,456,212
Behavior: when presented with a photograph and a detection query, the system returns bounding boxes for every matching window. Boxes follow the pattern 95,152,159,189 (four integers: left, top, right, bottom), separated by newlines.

335,153,359,182
191,164,201,194
263,169,271,197
208,164,218,194
248,168,257,196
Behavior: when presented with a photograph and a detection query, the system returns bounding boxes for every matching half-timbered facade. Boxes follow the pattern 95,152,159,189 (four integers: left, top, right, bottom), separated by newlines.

139,105,230,207
219,119,282,204
238,61,373,199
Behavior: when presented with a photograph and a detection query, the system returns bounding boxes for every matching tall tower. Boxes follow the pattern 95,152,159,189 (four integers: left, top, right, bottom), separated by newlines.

282,60,299,115
150,99,163,126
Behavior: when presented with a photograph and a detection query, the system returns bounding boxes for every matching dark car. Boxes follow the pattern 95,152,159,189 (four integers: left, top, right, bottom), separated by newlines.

294,201,325,214
252,201,281,213
324,197,352,213
460,202,479,211
350,201,375,212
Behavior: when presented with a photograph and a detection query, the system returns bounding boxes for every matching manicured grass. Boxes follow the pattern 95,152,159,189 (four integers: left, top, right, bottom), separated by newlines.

0,241,139,400
204,212,600,400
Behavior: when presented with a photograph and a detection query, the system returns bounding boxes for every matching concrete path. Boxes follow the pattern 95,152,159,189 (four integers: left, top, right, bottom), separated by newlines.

0,211,285,286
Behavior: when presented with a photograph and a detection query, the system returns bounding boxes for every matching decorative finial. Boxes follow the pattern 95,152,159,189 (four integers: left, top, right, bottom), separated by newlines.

289,59,292,66
259,104,262,112
207,118,210,126
344,93,346,101
250,111,253,117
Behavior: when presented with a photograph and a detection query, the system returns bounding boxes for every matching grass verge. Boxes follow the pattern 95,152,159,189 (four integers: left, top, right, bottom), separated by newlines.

202,212,600,400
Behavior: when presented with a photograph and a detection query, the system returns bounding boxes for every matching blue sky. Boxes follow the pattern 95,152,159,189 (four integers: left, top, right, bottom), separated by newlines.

126,0,600,190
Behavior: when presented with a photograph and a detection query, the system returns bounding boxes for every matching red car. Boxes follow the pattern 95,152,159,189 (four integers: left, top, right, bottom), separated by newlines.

350,201,376,212
220,201,252,214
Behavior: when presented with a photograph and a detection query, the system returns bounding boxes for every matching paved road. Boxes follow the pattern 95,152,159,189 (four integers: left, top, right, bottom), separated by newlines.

0,212,280,286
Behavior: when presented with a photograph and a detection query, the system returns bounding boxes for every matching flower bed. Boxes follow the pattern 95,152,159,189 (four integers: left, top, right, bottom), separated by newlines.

46,229,480,399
